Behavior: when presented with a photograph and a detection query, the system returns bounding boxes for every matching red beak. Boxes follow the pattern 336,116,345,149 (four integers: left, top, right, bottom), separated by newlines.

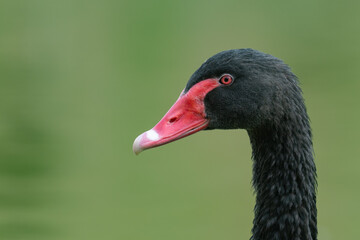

133,79,220,155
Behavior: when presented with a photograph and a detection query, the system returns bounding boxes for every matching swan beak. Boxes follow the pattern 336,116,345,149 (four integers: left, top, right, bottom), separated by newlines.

133,79,220,155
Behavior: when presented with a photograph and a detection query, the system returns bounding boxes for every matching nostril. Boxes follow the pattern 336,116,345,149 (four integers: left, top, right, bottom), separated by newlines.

169,117,178,124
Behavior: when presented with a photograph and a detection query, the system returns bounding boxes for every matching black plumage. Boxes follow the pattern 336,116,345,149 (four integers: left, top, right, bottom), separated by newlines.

189,49,317,240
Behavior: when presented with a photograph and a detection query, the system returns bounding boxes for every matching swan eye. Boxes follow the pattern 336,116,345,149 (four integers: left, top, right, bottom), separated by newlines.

219,74,233,85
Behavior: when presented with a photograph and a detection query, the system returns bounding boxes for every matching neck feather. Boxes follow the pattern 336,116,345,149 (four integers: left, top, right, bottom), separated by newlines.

247,111,317,240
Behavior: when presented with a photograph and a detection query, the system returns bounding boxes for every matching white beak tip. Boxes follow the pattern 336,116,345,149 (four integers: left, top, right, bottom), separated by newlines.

133,133,144,155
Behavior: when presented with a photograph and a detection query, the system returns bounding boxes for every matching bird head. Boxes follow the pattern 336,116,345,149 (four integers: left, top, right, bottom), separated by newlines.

133,49,299,154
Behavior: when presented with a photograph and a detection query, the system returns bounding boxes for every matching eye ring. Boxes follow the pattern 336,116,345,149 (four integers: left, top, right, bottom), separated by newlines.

219,74,234,85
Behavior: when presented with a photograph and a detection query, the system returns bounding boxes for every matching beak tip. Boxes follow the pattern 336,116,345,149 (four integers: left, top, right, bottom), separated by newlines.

133,133,144,155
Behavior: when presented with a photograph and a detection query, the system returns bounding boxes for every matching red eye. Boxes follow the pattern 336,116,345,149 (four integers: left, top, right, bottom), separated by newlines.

219,74,233,85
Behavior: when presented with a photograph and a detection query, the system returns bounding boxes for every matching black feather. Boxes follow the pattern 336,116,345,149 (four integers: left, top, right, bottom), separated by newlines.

187,49,317,240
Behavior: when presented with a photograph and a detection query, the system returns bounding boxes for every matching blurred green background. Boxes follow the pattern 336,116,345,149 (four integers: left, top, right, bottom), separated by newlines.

1,0,359,239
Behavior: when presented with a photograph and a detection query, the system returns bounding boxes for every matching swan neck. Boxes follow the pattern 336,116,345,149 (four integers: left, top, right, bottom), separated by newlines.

248,121,317,240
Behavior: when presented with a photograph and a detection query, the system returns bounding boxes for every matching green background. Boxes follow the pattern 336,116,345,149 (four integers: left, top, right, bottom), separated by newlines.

1,0,359,239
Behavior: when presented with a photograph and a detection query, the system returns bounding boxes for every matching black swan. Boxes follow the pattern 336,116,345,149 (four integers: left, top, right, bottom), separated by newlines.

133,49,317,240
